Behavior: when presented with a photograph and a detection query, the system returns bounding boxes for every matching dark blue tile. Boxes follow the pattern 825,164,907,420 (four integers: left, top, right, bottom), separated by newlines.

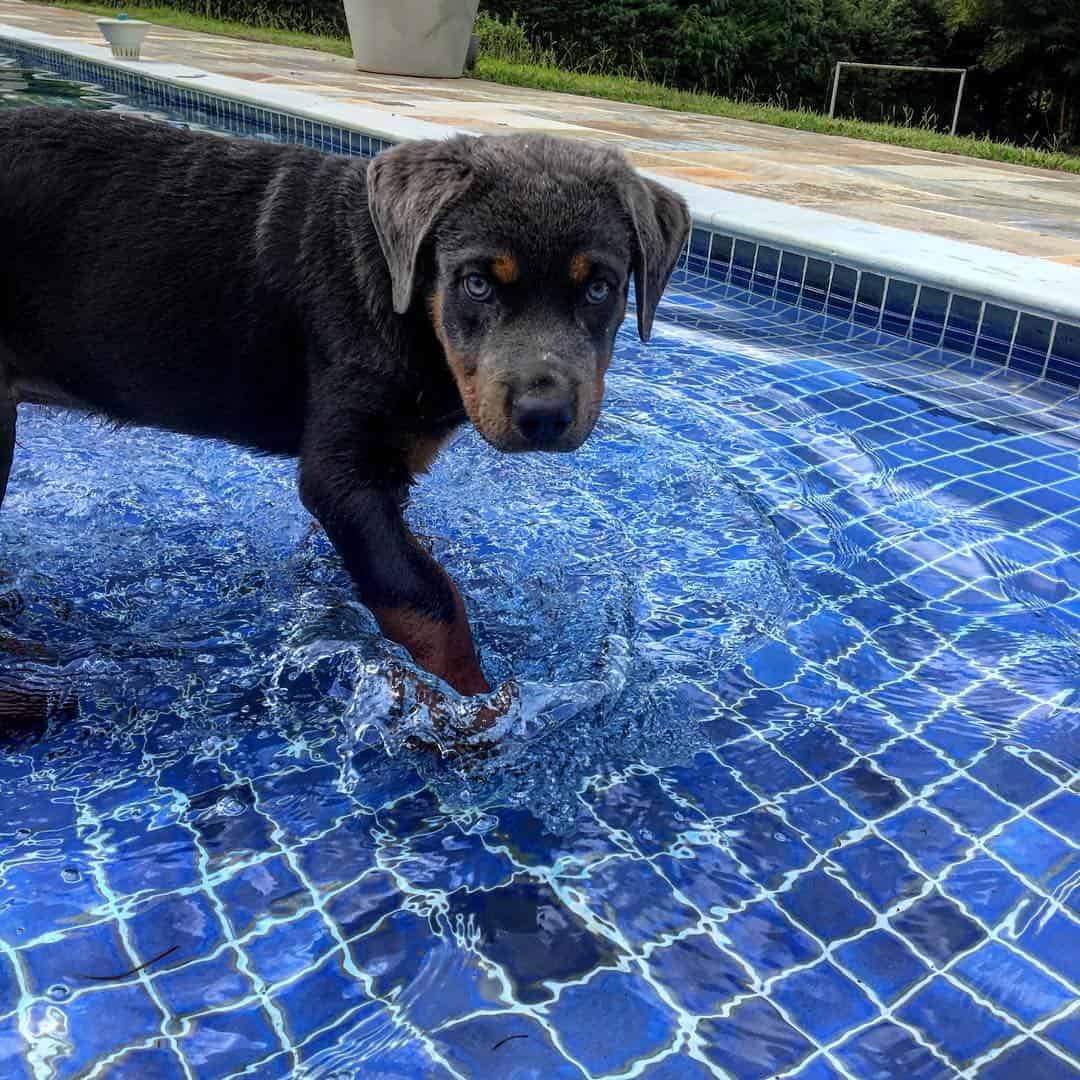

969,746,1056,806
588,773,699,854
989,817,1079,890
727,809,816,889
854,273,885,327
324,869,401,941
1033,791,1080,844
774,726,853,780
719,900,820,980
752,245,781,295
930,776,1013,834
779,786,862,852
717,737,809,795
882,280,917,336
778,867,874,940
21,920,131,996
664,752,758,819
175,1004,283,1075
873,739,953,794
709,234,734,280
731,239,756,288
185,782,276,871
273,952,379,1046
788,1057,848,1080
640,1055,717,1079
395,825,515,892
648,933,751,1014
699,996,814,1079
772,960,877,1043
953,941,1073,1027
834,1020,946,1080
215,854,308,936
108,1046,188,1080
245,910,335,989
152,950,252,1017
801,258,831,312
831,835,926,911
1049,321,1080,373
835,929,929,1004
689,227,711,262
100,818,199,897
446,880,623,1005
1014,910,1080,987
1046,1012,1080,1059
941,855,1033,927
979,1039,1077,1079
897,976,1017,1068
777,252,806,304
127,891,229,981
878,806,970,875
890,890,985,967
34,983,164,1078
912,287,948,345
744,641,802,689
827,265,858,320
826,760,906,819
976,304,1018,363
547,968,678,1075
655,842,757,915
0,952,16,1016
584,856,698,947
433,1012,586,1079
1010,313,1053,376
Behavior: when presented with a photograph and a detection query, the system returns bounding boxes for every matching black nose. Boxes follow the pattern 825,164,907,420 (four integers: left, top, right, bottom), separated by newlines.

512,394,574,446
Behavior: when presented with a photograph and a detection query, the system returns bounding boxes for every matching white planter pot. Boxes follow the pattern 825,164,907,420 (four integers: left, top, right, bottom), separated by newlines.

96,18,150,60
342,0,480,78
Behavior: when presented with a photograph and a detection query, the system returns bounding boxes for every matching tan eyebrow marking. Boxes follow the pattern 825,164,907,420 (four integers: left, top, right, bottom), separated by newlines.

492,252,519,284
569,252,591,285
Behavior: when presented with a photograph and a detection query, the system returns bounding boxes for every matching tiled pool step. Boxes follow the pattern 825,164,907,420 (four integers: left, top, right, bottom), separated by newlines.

2,32,1079,391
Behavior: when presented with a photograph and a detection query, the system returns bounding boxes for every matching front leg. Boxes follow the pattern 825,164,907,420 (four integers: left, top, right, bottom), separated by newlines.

298,399,489,697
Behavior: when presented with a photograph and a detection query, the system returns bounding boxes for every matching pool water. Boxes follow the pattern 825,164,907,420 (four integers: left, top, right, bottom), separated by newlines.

1,51,1079,1080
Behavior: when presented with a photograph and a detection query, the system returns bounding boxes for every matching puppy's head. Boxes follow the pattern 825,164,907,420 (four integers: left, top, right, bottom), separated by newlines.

366,135,690,452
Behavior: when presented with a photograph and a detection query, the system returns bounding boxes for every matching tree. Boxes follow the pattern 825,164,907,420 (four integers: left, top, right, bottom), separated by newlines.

950,0,1080,139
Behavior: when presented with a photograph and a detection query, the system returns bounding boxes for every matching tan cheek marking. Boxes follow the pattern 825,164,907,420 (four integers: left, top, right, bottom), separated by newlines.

492,252,519,285
429,291,515,445
570,252,591,285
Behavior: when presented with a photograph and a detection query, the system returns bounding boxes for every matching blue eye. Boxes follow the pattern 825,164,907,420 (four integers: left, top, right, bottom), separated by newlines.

585,279,611,304
463,273,494,302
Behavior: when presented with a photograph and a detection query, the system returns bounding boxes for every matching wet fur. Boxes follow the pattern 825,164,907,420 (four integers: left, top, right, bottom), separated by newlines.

0,109,689,694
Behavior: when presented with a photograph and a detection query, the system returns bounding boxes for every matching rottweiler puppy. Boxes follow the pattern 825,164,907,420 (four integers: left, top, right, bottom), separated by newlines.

0,109,690,696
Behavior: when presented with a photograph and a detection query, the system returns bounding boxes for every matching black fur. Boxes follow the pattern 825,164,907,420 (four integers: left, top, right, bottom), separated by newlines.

0,109,690,694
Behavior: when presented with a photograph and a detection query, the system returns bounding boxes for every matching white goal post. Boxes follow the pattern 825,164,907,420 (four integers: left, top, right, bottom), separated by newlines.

828,62,969,136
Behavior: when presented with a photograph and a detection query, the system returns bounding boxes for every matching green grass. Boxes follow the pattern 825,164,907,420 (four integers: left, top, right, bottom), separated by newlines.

473,57,1080,175
32,0,1080,175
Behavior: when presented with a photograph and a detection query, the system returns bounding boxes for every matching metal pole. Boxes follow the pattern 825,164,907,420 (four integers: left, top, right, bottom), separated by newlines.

829,62,842,119
951,69,967,136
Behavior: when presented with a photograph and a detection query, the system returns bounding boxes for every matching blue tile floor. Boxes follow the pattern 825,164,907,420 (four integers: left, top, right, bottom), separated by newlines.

1,266,1077,1078
0,53,1079,1080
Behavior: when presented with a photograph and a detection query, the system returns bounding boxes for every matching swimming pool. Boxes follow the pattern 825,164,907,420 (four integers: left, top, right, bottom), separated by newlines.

1,48,1078,1080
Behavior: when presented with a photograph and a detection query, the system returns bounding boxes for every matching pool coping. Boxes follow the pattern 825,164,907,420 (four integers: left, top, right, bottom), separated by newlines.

2,23,1079,389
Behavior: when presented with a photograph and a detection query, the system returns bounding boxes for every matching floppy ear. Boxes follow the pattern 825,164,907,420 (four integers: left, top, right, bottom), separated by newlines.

623,176,691,342
366,138,475,315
